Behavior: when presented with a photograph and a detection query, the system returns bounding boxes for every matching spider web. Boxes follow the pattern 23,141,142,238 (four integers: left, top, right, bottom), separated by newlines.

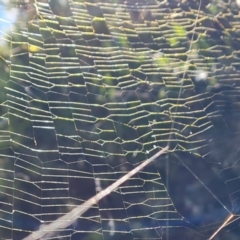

0,0,240,239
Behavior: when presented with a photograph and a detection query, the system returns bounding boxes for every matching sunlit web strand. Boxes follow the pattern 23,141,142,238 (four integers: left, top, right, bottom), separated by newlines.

23,147,168,240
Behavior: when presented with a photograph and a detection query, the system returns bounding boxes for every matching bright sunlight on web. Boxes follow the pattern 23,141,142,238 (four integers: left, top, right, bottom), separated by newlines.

0,0,240,240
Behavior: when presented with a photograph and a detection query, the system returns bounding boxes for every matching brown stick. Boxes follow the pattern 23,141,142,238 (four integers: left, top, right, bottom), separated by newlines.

23,146,169,240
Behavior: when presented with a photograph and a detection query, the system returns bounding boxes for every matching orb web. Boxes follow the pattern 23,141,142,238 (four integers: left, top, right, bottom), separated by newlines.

0,0,239,239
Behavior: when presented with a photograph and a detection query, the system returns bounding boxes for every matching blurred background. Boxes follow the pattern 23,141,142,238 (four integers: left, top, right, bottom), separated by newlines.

0,0,240,239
